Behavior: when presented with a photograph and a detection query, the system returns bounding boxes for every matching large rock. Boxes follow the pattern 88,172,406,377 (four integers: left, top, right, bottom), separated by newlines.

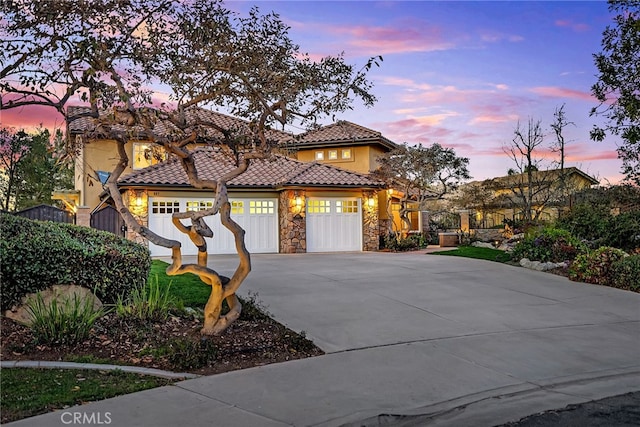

3,285,103,326
472,241,496,249
519,258,568,272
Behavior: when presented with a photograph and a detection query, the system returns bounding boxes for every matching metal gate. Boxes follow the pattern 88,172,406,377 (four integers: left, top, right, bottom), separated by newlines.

91,205,125,237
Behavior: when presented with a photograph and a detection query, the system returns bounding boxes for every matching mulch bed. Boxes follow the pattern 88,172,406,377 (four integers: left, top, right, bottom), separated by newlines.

1,312,324,376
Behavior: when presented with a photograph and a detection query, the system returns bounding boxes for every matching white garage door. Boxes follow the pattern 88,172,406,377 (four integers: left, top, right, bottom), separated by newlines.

148,197,278,256
306,197,362,252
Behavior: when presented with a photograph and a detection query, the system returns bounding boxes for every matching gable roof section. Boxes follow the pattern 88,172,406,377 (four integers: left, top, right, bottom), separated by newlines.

481,167,599,188
119,147,384,189
67,106,292,143
292,120,397,150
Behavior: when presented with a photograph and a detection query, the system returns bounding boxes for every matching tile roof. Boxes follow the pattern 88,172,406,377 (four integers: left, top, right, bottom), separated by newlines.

293,120,397,150
67,106,292,143
119,147,384,189
475,167,599,188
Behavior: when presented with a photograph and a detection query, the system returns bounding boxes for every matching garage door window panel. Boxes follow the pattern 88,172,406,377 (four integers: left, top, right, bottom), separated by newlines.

152,200,180,214
336,200,358,213
308,200,331,214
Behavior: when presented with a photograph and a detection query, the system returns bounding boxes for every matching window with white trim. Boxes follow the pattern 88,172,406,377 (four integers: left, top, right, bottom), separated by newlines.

336,200,358,213
341,149,352,159
249,200,275,214
307,200,331,213
151,200,180,214
315,151,324,161
328,150,338,160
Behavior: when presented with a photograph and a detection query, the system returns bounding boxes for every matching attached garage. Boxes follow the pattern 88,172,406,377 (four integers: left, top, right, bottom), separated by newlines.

118,148,383,255
148,197,278,256
306,197,363,252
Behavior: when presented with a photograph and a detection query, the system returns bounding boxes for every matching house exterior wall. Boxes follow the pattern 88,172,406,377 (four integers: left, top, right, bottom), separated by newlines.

297,145,381,174
76,139,139,209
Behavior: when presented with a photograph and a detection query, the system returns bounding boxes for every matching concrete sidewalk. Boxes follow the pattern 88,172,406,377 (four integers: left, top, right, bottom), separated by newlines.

8,252,640,426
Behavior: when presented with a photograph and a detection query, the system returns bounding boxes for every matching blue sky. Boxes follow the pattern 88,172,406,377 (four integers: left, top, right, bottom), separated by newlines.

227,0,621,183
3,1,623,183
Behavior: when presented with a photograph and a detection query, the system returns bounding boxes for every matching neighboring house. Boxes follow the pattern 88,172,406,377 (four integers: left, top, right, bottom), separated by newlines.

462,167,599,226
61,107,388,254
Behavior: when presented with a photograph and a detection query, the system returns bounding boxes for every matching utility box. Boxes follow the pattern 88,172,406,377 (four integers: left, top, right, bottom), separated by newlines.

438,232,459,247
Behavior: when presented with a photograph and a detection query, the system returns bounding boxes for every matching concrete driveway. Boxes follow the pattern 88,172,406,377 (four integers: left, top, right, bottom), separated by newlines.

10,251,640,427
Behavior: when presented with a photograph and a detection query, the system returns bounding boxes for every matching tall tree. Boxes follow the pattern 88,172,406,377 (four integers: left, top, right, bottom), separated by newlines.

375,143,470,236
0,127,73,211
0,0,378,335
499,118,556,222
591,0,640,185
0,128,30,211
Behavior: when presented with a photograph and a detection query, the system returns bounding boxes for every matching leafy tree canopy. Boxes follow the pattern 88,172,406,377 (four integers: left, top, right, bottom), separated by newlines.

0,127,73,211
0,0,380,335
591,0,640,185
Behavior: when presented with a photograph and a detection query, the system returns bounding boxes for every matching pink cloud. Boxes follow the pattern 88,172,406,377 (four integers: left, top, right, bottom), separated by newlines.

294,20,455,56
469,114,519,125
529,86,595,102
479,30,524,43
566,150,620,162
555,19,590,32
0,103,65,132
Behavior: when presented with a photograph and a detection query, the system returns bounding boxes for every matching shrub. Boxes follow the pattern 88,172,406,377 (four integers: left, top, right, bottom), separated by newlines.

381,232,428,252
569,247,629,287
115,276,177,321
511,227,586,263
0,214,151,310
604,211,640,253
557,205,640,252
26,292,106,345
610,255,640,291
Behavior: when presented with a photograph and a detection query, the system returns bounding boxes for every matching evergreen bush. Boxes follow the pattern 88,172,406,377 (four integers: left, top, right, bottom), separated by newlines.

568,246,629,287
610,254,640,291
510,227,586,263
0,213,150,310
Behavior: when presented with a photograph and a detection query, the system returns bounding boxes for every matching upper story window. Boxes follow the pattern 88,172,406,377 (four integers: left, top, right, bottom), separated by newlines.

341,149,352,159
328,150,338,160
133,143,166,169
315,151,324,161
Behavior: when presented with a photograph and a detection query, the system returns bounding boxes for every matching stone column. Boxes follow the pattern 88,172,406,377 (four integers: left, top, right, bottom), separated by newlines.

362,191,380,251
457,209,471,232
76,206,91,227
279,190,307,253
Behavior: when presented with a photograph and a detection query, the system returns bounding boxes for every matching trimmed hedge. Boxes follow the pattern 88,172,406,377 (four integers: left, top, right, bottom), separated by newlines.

0,213,151,311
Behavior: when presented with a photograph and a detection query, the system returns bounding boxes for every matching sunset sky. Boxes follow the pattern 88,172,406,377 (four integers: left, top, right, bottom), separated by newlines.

1,1,624,184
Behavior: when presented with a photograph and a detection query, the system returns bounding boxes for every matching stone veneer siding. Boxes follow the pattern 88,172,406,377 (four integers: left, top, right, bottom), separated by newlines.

279,190,306,253
124,189,149,247
362,190,380,251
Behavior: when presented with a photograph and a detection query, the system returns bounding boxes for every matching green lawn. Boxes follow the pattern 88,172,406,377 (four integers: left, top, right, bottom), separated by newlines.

0,368,173,424
430,246,511,263
149,260,211,308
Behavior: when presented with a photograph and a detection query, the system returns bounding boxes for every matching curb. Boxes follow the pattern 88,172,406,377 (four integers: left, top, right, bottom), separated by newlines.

0,360,201,380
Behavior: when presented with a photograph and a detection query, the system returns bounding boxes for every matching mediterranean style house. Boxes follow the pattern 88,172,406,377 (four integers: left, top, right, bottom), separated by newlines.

58,107,399,255
460,167,599,228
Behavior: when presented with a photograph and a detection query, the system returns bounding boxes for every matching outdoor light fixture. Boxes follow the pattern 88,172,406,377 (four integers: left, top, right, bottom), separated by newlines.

367,197,375,208
135,190,144,207
294,191,303,208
